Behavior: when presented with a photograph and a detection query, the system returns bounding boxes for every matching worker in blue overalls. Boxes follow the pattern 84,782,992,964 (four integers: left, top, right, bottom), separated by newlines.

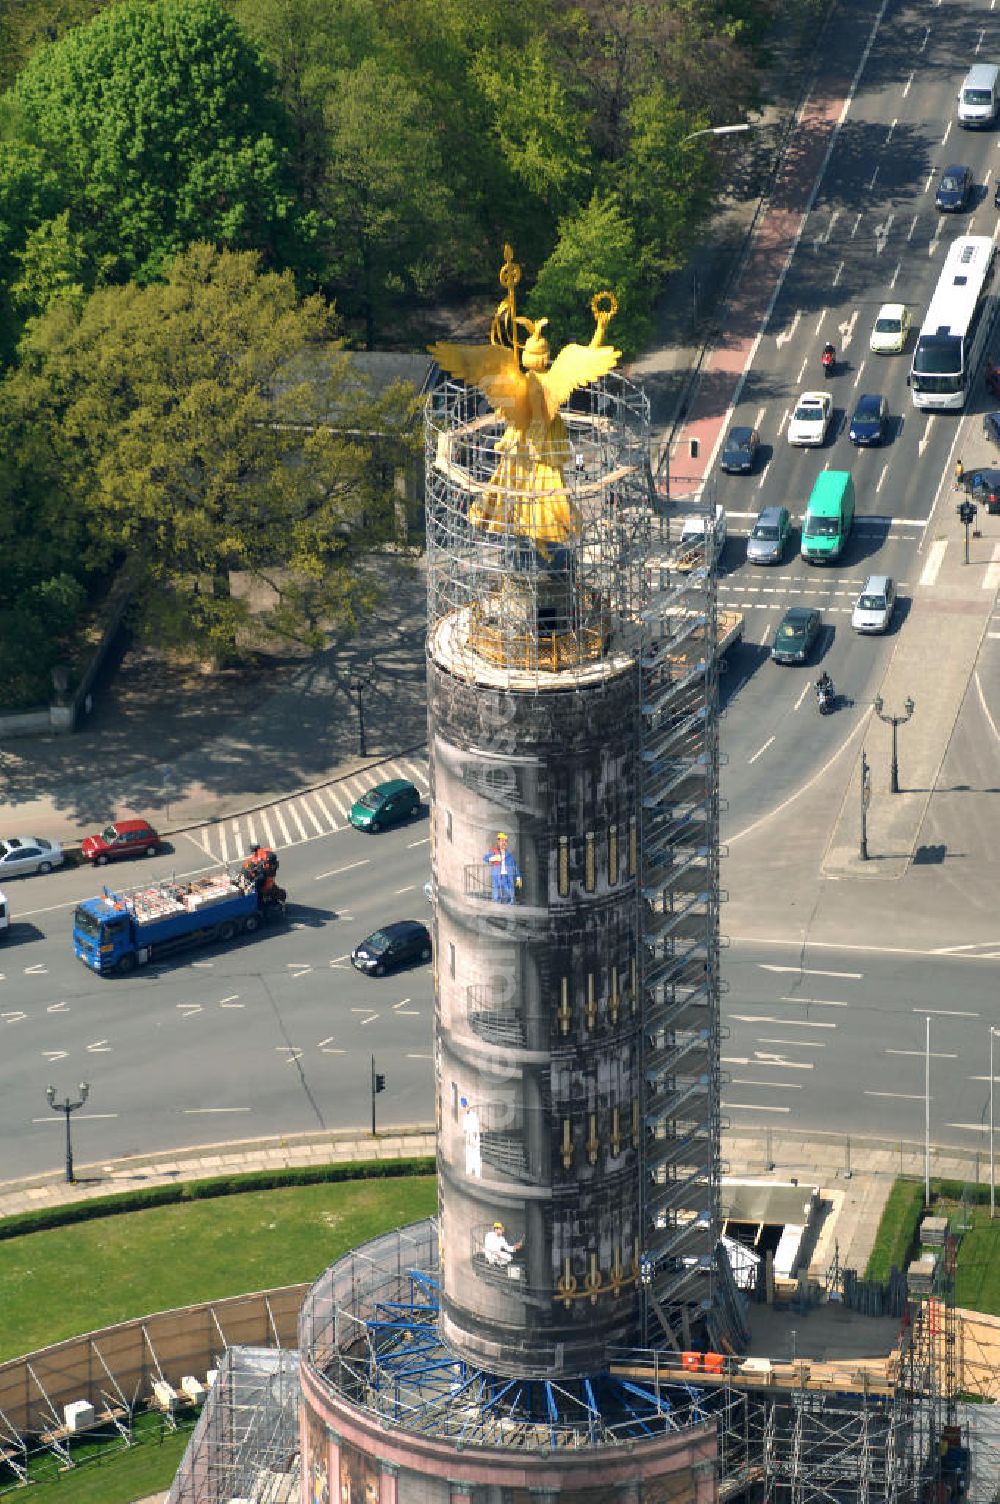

483,831,521,903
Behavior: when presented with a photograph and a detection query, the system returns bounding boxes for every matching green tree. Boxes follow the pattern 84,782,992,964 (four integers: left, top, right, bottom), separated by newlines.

471,37,591,214
10,209,87,320
1,244,415,659
318,57,454,347
0,141,66,363
10,0,300,285
525,192,652,357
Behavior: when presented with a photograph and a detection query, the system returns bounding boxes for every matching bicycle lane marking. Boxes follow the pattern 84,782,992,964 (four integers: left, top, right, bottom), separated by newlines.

668,0,894,490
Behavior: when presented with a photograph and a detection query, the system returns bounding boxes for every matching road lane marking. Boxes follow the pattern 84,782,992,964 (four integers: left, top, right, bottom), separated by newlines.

775,310,801,349
395,885,416,894
406,1053,433,1060
865,1090,925,1100
779,996,849,1007
315,859,370,880
407,838,430,848
793,680,811,712
184,1106,251,1114
177,1003,203,1015
919,539,946,585
393,999,412,1010
760,965,862,978
42,1050,68,1061
729,1015,836,1028
288,804,308,841
86,1040,111,1053
747,736,774,765
723,1103,790,1113
731,1078,802,1089
832,260,844,287
886,1048,957,1059
277,1047,304,1062
912,1007,979,1017
757,1038,827,1047
47,1002,69,1012
902,73,913,98
983,543,1000,591
975,671,1000,741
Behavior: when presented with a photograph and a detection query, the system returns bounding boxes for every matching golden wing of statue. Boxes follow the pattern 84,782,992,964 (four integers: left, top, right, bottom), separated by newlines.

537,342,622,423
428,341,526,427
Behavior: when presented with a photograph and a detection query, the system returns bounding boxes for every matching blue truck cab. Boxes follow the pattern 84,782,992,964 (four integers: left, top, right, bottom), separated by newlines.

73,851,285,975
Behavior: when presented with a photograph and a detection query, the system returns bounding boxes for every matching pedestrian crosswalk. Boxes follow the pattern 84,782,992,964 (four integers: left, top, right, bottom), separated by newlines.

186,753,430,864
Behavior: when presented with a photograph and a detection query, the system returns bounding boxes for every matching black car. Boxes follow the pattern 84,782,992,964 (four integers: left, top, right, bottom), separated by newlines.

771,606,821,665
849,393,888,446
720,425,760,474
970,469,1000,514
351,920,431,976
985,412,1000,453
935,164,973,212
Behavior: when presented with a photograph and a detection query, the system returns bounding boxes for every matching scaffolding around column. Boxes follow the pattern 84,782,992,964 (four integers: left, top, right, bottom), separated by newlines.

637,468,734,1348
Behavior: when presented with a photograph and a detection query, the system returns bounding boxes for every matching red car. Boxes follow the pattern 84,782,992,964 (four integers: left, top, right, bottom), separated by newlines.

81,819,161,865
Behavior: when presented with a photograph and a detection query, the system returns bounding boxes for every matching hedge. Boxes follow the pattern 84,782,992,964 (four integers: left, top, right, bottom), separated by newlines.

0,1156,435,1241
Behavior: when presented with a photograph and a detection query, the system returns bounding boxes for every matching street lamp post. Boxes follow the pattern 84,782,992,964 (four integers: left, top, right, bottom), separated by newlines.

872,694,915,794
45,1082,90,1184
991,1026,999,1219
349,661,375,759
860,748,871,861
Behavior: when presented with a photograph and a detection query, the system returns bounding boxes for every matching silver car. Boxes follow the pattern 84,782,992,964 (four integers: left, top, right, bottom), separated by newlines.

852,575,896,634
0,836,64,877
746,506,791,565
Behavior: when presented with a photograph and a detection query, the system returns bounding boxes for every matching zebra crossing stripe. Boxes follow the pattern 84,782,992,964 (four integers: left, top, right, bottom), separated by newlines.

218,824,229,864
325,787,350,817
300,796,326,836
312,789,340,828
273,805,292,844
288,803,309,841
258,808,276,848
231,820,244,858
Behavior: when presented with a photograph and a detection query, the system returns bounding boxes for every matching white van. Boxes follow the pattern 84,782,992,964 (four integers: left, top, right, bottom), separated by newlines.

958,63,999,127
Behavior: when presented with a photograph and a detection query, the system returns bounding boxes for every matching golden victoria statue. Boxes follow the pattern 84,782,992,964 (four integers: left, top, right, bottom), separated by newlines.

429,246,621,548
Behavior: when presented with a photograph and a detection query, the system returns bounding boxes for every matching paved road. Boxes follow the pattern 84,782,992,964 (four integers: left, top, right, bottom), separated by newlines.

700,0,1000,831
723,937,1000,1152
0,811,436,1180
8,0,1000,1178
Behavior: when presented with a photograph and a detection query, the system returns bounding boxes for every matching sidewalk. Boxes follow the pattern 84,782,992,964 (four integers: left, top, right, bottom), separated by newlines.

2,1126,984,1284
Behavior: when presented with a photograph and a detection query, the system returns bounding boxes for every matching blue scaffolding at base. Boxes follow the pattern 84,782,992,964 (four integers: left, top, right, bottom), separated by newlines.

300,1222,731,1452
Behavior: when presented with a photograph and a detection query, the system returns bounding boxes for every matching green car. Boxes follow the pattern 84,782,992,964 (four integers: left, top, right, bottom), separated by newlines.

348,779,421,833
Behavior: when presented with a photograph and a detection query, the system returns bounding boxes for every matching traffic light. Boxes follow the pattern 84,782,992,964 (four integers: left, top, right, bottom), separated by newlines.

957,500,977,526
374,1073,387,1094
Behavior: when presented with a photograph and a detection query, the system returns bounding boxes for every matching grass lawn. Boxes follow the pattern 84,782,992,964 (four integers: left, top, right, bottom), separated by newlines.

13,1412,194,1503
945,1203,1000,1315
864,1178,925,1284
0,1175,436,1361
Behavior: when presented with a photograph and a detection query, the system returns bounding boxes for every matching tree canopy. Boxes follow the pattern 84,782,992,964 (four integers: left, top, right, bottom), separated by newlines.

11,0,300,286
0,245,416,671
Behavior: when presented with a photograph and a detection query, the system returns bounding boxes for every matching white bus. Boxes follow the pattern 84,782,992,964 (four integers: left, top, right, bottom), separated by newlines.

910,235,997,411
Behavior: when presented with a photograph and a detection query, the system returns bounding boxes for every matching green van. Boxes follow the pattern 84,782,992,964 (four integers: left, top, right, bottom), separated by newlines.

800,470,855,564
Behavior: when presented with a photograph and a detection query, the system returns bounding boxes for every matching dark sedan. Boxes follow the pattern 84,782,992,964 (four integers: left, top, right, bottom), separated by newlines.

771,606,821,665
935,164,973,212
720,425,760,474
970,470,1000,515
985,412,1000,453
849,393,888,446
351,920,431,976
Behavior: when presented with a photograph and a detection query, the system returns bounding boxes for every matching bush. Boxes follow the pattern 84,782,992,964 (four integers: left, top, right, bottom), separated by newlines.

0,1156,434,1241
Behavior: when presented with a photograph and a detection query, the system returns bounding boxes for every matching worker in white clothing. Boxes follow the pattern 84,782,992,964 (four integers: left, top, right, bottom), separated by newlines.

483,1221,523,1267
